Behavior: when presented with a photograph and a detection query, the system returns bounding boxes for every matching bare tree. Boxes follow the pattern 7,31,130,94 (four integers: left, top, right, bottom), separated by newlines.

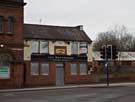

93,32,117,51
93,25,135,51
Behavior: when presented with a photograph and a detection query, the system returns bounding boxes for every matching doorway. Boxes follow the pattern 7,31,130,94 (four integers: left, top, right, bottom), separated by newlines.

56,63,64,86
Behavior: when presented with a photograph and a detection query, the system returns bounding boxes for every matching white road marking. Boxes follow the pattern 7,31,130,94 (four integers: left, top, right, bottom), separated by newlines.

3,93,14,97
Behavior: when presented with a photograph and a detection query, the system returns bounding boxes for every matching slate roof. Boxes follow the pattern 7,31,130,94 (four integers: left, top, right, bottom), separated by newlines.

10,0,23,2
0,0,23,2
24,24,92,43
0,0,26,6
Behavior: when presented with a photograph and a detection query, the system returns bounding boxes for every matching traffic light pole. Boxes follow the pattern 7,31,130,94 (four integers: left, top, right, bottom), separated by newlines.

100,45,118,87
105,45,109,87
105,58,109,87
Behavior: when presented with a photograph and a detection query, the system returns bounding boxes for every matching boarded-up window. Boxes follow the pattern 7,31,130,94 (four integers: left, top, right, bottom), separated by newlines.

71,42,78,54
32,41,49,54
80,63,87,75
41,63,49,75
71,64,77,75
31,41,39,53
31,62,39,75
40,41,48,53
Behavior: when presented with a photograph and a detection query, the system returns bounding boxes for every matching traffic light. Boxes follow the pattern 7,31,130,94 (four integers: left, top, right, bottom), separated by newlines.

112,45,118,60
100,45,106,59
106,45,112,59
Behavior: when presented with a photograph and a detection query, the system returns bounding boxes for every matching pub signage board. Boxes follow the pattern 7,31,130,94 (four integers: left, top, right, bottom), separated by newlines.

31,54,87,62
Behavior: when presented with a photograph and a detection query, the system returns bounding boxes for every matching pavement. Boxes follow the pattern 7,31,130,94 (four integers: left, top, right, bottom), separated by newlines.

0,82,135,93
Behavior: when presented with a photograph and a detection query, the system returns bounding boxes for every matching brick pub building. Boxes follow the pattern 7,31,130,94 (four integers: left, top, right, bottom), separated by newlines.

24,24,92,87
0,0,93,88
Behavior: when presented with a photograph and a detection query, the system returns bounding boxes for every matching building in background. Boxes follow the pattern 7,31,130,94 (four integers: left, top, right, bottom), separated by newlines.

92,51,135,68
92,51,135,82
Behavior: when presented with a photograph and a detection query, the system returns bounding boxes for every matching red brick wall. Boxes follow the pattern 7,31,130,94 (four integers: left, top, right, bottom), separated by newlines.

24,61,93,87
0,63,24,89
65,62,80,84
0,6,24,43
25,61,56,87
12,63,24,88
0,3,24,89
64,62,92,84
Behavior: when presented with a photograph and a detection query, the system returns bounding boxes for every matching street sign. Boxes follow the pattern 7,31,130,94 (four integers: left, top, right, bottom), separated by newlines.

0,66,10,79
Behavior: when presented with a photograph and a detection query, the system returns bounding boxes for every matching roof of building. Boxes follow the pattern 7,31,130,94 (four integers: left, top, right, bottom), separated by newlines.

10,0,23,2
93,51,135,61
24,24,92,43
0,0,23,2
0,0,26,6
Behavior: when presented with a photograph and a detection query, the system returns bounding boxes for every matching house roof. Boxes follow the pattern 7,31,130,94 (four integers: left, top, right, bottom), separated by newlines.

0,0,23,2
9,0,23,2
0,0,26,6
93,51,135,61
24,24,92,43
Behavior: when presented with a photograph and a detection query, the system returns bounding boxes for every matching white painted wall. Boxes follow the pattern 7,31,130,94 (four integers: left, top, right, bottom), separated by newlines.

24,40,92,62
24,40,31,61
87,44,93,62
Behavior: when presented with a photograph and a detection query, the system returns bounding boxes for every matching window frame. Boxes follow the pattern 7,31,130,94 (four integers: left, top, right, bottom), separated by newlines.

0,54,12,79
71,42,78,55
31,40,40,53
7,17,14,34
80,63,87,75
40,63,49,76
70,63,77,75
40,41,49,54
30,62,39,76
31,40,49,54
0,16,3,33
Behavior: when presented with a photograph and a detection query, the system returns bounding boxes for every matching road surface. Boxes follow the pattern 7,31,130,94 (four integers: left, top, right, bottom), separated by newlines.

0,86,135,102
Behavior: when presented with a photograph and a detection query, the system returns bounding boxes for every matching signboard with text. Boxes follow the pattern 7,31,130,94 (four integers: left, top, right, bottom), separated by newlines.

0,66,10,79
80,43,87,54
31,54,87,62
55,46,67,55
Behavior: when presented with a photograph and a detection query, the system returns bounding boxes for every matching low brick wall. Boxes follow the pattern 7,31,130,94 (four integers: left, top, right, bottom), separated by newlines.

100,76,135,83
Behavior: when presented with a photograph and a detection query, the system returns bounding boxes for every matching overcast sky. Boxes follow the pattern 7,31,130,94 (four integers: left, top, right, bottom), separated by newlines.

24,0,135,40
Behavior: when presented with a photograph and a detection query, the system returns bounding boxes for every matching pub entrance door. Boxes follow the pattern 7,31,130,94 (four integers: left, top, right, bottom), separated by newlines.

56,63,64,86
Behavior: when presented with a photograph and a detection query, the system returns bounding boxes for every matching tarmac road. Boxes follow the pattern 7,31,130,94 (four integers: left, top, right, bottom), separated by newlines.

0,86,135,102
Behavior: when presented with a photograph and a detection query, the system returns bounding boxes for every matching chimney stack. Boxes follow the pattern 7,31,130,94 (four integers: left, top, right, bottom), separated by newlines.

76,25,83,30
